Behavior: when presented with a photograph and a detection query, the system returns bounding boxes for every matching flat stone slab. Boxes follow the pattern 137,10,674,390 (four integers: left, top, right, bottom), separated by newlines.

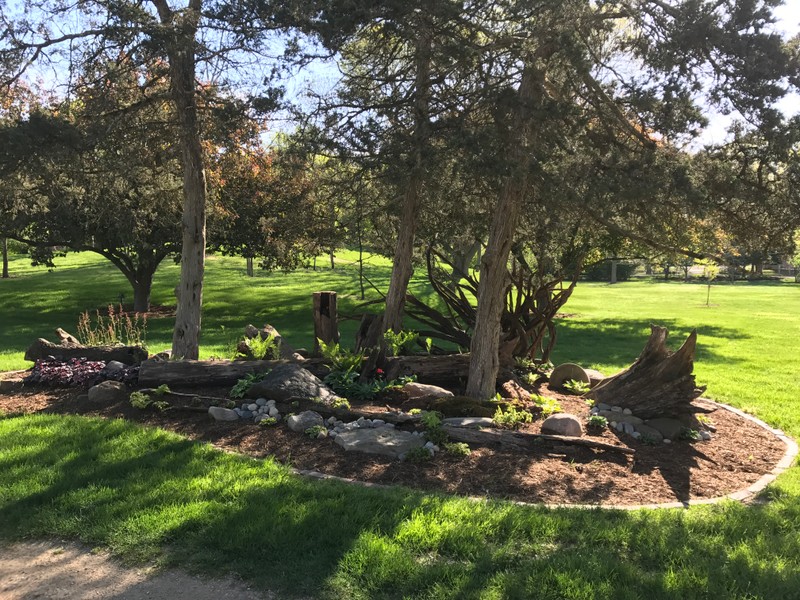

334,428,425,459
442,417,495,428
403,382,454,399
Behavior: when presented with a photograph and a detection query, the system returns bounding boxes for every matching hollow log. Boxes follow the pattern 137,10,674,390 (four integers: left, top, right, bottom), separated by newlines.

442,425,635,455
138,358,331,387
584,325,706,419
24,338,148,365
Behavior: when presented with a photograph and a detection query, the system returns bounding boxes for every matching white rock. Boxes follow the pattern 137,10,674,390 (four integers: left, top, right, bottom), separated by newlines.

268,406,280,418
424,441,435,449
266,399,276,408
664,438,672,444
209,406,239,421
402,382,454,399
247,403,258,412
700,430,712,441
317,430,327,439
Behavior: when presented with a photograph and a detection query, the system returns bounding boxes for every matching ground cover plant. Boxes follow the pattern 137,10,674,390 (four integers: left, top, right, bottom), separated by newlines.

1,252,800,598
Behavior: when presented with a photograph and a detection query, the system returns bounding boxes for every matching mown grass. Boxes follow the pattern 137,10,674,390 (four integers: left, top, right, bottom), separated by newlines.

1,252,800,598
1,414,799,599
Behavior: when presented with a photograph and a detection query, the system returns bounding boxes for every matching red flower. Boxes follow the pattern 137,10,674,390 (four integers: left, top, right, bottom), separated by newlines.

376,368,384,375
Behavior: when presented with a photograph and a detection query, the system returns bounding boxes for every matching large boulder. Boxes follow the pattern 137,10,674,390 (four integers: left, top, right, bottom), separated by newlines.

540,413,583,437
286,410,325,433
334,428,425,459
208,406,240,422
246,364,339,402
87,380,128,404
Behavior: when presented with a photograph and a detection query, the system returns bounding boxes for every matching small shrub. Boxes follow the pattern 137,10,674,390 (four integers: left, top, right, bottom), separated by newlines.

305,425,327,438
331,397,351,410
443,442,471,457
230,371,270,399
246,334,280,360
153,384,171,397
152,400,170,412
420,410,442,429
130,391,151,409
383,329,419,355
532,395,562,418
404,446,433,463
679,427,702,441
587,415,608,429
259,417,278,427
409,408,422,415
563,379,590,395
493,405,534,429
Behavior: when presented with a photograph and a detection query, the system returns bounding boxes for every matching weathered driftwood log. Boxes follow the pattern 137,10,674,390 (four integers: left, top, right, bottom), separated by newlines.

24,338,148,365
442,425,636,455
137,358,331,387
585,325,706,419
384,354,515,387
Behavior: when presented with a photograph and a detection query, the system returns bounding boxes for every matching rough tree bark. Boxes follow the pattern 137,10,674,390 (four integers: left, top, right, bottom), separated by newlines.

382,22,432,334
466,63,543,399
1,237,8,278
585,325,706,418
152,0,208,360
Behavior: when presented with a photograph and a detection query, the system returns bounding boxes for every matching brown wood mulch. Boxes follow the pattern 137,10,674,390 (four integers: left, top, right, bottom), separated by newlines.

0,381,787,507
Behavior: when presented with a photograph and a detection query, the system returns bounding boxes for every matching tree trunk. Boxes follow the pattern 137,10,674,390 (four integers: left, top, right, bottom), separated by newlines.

132,270,154,313
585,325,706,418
466,64,542,400
246,257,254,277
610,259,618,284
1,238,8,279
312,291,339,355
382,23,432,334
162,4,207,361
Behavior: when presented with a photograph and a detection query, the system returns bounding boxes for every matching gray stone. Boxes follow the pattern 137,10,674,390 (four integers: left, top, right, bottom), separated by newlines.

402,382,454,399
646,417,684,440
615,422,624,433
246,364,340,403
286,410,324,433
102,360,126,375
663,438,672,444
631,431,641,440
549,363,590,390
611,406,623,413
622,422,635,435
209,406,240,421
634,424,664,442
699,430,713,441
247,403,258,412
256,398,268,407
596,403,611,411
335,428,426,459
328,430,338,438
584,368,605,387
540,413,583,437
372,419,386,428
240,410,253,419
622,408,633,415
442,417,494,428
88,380,127,404
595,410,643,425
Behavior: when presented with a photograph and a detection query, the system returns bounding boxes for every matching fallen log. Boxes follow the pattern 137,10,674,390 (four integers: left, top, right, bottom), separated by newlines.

137,358,331,387
384,354,514,387
24,338,148,365
442,424,636,455
585,325,706,419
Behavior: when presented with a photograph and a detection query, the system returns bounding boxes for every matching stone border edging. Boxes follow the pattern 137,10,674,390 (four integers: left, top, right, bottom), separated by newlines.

291,398,798,511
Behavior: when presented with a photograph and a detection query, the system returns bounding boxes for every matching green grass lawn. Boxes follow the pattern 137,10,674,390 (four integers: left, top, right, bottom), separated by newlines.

1,252,800,598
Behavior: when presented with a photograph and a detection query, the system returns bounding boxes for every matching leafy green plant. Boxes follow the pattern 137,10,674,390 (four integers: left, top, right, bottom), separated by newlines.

259,417,278,426
532,395,562,418
423,337,433,354
383,329,418,356
230,371,270,399
409,408,422,415
419,410,448,445
563,379,590,395
404,446,433,463
153,384,170,397
331,397,351,410
246,334,280,360
153,400,170,412
679,427,702,441
420,410,442,429
318,339,364,373
587,415,608,429
443,442,471,457
129,391,152,409
493,406,534,429
305,425,327,438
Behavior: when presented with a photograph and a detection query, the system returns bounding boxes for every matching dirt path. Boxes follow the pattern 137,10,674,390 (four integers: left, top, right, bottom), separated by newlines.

0,540,271,600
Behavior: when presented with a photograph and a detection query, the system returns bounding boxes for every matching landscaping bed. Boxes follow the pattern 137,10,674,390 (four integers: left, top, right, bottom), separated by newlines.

0,379,787,507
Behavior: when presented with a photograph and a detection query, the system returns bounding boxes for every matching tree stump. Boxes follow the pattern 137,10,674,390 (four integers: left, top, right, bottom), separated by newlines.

313,291,339,355
585,325,706,418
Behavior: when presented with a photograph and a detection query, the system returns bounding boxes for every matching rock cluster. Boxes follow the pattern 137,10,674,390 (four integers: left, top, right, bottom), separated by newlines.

589,403,713,443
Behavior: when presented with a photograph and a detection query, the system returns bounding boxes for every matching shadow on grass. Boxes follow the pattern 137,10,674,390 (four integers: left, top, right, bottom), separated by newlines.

552,318,751,369
2,414,799,599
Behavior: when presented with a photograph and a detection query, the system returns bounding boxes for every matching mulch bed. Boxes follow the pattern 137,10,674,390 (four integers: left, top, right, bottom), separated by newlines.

0,380,787,506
